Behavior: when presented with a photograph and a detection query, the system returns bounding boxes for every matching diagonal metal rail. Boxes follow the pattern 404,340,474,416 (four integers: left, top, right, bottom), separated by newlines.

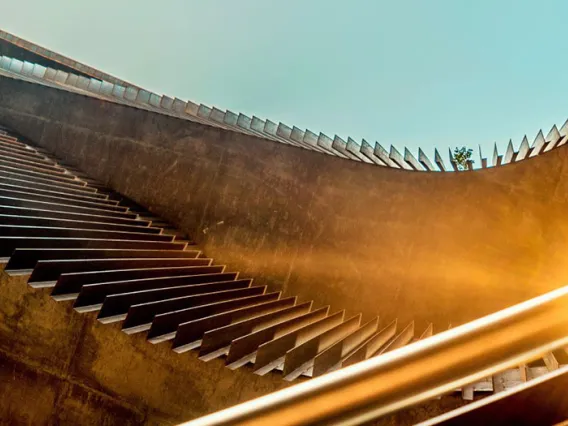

181,285,568,426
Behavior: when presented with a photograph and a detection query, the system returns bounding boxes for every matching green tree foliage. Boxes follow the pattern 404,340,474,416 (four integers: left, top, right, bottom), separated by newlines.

453,146,474,171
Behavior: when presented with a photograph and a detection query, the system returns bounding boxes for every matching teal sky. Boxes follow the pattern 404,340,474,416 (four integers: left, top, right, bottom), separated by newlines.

2,1,567,161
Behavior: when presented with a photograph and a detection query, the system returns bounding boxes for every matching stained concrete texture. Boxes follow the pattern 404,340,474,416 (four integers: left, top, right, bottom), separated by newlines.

0,266,289,425
0,75,520,424
1,75,567,333
0,265,466,425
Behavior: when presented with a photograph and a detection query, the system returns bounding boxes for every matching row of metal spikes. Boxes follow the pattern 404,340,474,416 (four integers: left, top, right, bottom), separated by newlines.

0,37,566,174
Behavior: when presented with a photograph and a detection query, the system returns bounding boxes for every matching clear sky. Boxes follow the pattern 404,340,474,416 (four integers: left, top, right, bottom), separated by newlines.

2,1,567,161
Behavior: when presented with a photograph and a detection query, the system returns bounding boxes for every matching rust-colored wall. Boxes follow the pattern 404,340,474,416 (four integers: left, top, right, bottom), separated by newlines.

1,75,567,332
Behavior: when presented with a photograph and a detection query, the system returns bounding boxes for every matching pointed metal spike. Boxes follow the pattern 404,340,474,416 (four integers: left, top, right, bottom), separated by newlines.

419,323,434,340
559,119,568,139
0,56,10,70
276,123,293,140
478,145,487,169
529,130,545,157
236,113,252,129
448,148,458,171
546,124,561,143
346,138,373,163
374,142,398,168
1,56,12,71
330,135,349,155
332,136,360,161
111,83,125,98
558,118,568,134
293,129,322,151
223,110,239,126
55,70,68,84
66,73,79,87
491,143,503,167
250,116,266,133
209,107,226,123
389,146,412,170
10,58,24,74
171,98,186,114
44,67,58,82
404,147,423,171
516,135,530,161
290,127,305,144
134,89,151,104
316,132,333,152
160,95,174,110
261,120,295,146
502,140,515,164
377,321,414,356
312,317,379,378
21,60,34,76
221,112,255,135
148,93,162,108
303,129,320,150
197,104,212,119
434,149,446,172
2,56,13,71
285,129,314,150
418,148,435,171
556,136,567,148
77,76,92,91
263,119,278,135
360,139,387,166
292,129,325,152
557,120,568,147
270,123,302,147
544,125,562,152
184,100,199,116
100,81,114,96
31,63,47,79
89,79,103,94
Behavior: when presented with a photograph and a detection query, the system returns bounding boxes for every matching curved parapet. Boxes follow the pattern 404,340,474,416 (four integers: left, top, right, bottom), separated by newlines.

0,29,140,87
1,28,567,175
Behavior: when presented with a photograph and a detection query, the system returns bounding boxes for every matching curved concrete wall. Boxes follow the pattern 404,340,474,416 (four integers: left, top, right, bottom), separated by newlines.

1,75,567,331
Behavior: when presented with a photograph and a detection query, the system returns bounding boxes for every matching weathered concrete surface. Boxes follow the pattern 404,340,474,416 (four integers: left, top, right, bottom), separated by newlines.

0,266,289,425
0,264,461,425
1,75,567,333
0,353,147,426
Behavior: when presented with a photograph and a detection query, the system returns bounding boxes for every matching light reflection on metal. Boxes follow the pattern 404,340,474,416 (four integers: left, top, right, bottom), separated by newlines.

181,286,568,426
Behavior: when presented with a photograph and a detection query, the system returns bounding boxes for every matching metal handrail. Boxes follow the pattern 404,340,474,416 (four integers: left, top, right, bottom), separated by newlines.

181,286,568,426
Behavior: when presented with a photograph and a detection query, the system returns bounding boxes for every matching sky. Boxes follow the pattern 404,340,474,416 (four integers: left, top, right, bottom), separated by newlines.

2,0,568,161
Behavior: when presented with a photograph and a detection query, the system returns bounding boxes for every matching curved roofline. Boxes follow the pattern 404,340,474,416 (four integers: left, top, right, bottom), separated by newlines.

1,28,566,173
0,29,141,89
